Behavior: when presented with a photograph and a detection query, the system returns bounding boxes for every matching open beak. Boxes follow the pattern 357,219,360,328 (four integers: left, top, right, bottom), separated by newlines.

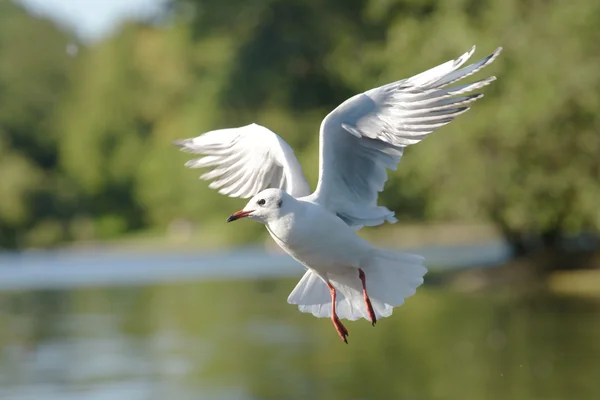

226,210,254,223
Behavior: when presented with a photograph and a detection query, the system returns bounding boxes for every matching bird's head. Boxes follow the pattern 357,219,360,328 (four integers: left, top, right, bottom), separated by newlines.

226,188,288,225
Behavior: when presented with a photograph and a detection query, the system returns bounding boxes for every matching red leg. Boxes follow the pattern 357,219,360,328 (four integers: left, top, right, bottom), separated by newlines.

327,282,349,343
358,268,377,326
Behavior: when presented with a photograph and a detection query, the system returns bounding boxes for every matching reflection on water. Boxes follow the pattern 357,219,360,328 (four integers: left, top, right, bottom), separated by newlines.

0,271,598,400
0,243,510,290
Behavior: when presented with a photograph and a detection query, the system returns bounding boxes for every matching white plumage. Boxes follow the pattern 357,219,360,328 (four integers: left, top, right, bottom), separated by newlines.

174,46,502,343
174,124,310,198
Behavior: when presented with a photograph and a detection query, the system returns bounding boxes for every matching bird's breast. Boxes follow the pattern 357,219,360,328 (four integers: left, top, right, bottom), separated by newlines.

265,205,369,269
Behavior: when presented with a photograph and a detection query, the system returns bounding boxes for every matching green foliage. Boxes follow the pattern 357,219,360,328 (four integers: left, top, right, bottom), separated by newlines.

378,0,600,246
0,0,76,248
0,0,599,250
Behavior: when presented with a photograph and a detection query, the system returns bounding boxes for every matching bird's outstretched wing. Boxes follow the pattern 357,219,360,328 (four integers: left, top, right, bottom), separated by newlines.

311,46,502,228
174,123,310,198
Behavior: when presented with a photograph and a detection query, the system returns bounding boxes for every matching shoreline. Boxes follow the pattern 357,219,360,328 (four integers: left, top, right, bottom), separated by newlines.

50,222,502,254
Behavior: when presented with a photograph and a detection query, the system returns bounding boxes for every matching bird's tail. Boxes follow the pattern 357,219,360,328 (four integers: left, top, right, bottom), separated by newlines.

287,250,427,321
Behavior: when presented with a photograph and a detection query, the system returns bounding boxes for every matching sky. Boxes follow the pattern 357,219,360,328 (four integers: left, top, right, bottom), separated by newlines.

16,0,167,42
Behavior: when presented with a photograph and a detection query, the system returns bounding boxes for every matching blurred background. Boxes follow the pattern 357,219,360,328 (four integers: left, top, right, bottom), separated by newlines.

0,0,599,399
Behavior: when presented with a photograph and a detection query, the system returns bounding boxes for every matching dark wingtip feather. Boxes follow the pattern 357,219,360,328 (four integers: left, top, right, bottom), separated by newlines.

172,139,190,148
172,139,199,153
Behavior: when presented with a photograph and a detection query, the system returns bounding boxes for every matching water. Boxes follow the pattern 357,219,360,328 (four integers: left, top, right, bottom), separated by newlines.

0,247,598,400
0,243,510,290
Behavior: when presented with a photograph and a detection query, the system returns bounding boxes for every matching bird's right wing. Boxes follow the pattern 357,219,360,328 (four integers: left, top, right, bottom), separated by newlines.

174,123,311,198
311,46,502,228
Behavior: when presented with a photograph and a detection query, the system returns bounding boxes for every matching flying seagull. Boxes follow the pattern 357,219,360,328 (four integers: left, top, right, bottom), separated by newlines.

174,46,502,343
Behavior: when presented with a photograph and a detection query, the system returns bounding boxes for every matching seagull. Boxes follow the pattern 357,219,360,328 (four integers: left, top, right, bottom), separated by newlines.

174,46,502,343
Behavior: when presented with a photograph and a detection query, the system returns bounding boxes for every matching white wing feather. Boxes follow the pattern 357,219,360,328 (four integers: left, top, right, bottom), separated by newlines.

311,46,502,227
174,123,311,198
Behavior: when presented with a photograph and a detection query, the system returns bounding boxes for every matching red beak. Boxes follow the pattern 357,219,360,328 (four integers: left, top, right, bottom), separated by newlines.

226,210,254,223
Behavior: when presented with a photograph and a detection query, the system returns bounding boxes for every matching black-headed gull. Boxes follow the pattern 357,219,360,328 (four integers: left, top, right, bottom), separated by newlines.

174,46,502,343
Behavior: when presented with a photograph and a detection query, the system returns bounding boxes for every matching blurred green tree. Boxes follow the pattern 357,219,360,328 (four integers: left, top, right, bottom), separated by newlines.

0,0,76,248
164,0,600,260
2,0,599,262
367,0,600,257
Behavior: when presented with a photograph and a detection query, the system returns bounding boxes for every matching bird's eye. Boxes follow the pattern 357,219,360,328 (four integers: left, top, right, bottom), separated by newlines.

257,199,266,206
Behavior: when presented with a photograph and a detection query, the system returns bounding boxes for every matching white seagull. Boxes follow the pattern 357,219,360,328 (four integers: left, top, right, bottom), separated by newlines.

174,46,502,343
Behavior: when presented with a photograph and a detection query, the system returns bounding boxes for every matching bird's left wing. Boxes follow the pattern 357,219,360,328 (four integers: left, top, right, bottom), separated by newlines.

174,123,311,198
311,46,502,228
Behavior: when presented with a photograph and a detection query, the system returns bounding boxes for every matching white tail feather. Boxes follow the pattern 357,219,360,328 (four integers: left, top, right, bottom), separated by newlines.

287,251,427,321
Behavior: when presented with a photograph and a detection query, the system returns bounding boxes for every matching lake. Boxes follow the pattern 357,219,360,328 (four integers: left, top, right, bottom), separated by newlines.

0,246,598,400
